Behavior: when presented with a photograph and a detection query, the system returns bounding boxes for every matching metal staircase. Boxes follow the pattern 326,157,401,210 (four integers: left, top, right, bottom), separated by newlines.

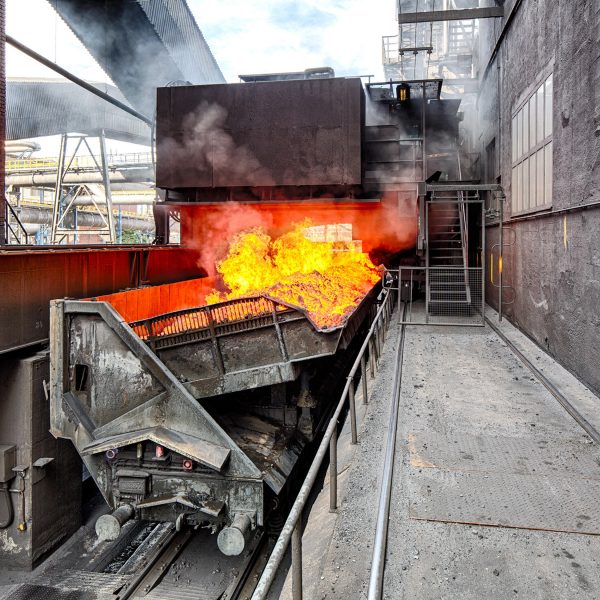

427,201,463,267
426,192,473,316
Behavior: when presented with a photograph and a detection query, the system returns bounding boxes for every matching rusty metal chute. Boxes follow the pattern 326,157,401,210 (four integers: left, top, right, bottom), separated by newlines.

49,278,378,536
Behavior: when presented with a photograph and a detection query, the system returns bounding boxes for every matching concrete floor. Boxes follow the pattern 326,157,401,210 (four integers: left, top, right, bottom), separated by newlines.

289,307,600,599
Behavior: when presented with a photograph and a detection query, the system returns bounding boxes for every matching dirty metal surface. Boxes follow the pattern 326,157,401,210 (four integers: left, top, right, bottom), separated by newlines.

82,426,231,472
2,585,99,600
407,431,600,478
216,411,305,494
409,468,600,535
3,570,130,600
156,77,364,190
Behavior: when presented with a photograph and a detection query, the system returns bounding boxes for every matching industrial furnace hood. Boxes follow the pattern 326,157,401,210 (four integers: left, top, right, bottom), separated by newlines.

156,77,365,202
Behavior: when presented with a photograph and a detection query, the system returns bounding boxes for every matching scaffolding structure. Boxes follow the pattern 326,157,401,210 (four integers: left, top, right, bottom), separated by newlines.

50,131,116,244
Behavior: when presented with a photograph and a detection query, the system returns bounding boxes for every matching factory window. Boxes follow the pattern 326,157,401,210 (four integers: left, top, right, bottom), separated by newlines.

511,73,553,215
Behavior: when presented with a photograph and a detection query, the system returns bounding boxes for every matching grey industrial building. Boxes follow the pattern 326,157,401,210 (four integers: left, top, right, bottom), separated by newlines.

479,0,600,394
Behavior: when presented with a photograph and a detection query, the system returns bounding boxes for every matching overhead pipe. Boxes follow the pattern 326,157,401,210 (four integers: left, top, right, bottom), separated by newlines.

6,169,154,186
14,205,154,232
74,197,156,206
6,140,42,155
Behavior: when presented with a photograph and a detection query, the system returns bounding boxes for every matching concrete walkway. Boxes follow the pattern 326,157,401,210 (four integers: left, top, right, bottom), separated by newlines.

296,308,600,599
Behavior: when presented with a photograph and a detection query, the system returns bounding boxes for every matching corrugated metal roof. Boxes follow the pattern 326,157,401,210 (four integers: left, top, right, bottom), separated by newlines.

7,79,151,144
138,0,225,84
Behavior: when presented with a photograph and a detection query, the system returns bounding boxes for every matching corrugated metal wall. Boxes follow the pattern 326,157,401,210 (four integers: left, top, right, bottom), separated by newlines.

6,80,151,143
0,246,203,353
138,0,225,84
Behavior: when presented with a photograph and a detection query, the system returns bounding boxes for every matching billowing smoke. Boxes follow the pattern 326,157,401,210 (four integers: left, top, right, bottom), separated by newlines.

159,102,275,188
184,201,274,276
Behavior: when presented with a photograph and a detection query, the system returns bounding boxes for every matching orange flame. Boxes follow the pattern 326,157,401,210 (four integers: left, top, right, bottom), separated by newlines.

206,220,381,328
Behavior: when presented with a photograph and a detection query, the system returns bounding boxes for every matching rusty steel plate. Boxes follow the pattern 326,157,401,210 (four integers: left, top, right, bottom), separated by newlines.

407,432,600,479
409,468,600,535
407,430,600,534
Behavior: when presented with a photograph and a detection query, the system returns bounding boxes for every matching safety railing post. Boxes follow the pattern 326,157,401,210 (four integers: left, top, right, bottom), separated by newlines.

348,378,358,445
292,517,303,600
383,294,388,326
329,425,338,511
369,338,376,378
385,295,390,322
361,354,368,404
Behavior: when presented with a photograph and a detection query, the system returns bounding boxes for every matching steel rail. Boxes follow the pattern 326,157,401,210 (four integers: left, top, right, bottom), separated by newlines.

251,289,396,600
5,35,153,127
485,316,600,445
118,526,192,599
367,303,407,600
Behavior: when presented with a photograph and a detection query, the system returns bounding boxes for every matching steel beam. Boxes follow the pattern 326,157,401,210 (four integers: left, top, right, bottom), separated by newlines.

426,184,503,192
397,7,503,23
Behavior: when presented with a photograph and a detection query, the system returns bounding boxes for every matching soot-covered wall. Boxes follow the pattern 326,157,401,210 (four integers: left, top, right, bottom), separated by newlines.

480,0,600,393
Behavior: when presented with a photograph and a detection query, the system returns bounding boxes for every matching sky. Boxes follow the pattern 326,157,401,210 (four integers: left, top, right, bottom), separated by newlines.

5,0,397,153
6,0,395,83
188,0,395,81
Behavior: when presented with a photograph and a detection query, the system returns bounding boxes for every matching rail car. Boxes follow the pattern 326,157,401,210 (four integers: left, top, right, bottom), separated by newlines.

49,277,379,554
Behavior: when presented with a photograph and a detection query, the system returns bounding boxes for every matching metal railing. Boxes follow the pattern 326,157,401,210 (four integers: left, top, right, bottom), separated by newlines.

251,287,397,600
457,195,472,303
393,266,484,326
6,152,153,172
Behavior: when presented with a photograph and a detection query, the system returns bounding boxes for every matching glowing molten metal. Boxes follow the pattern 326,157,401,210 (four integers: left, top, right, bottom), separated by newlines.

205,221,381,329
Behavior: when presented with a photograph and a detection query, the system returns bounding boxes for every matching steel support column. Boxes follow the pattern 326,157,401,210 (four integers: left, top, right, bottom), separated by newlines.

397,7,504,24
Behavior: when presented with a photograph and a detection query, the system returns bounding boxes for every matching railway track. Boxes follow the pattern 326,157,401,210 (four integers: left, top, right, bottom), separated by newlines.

110,522,268,600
